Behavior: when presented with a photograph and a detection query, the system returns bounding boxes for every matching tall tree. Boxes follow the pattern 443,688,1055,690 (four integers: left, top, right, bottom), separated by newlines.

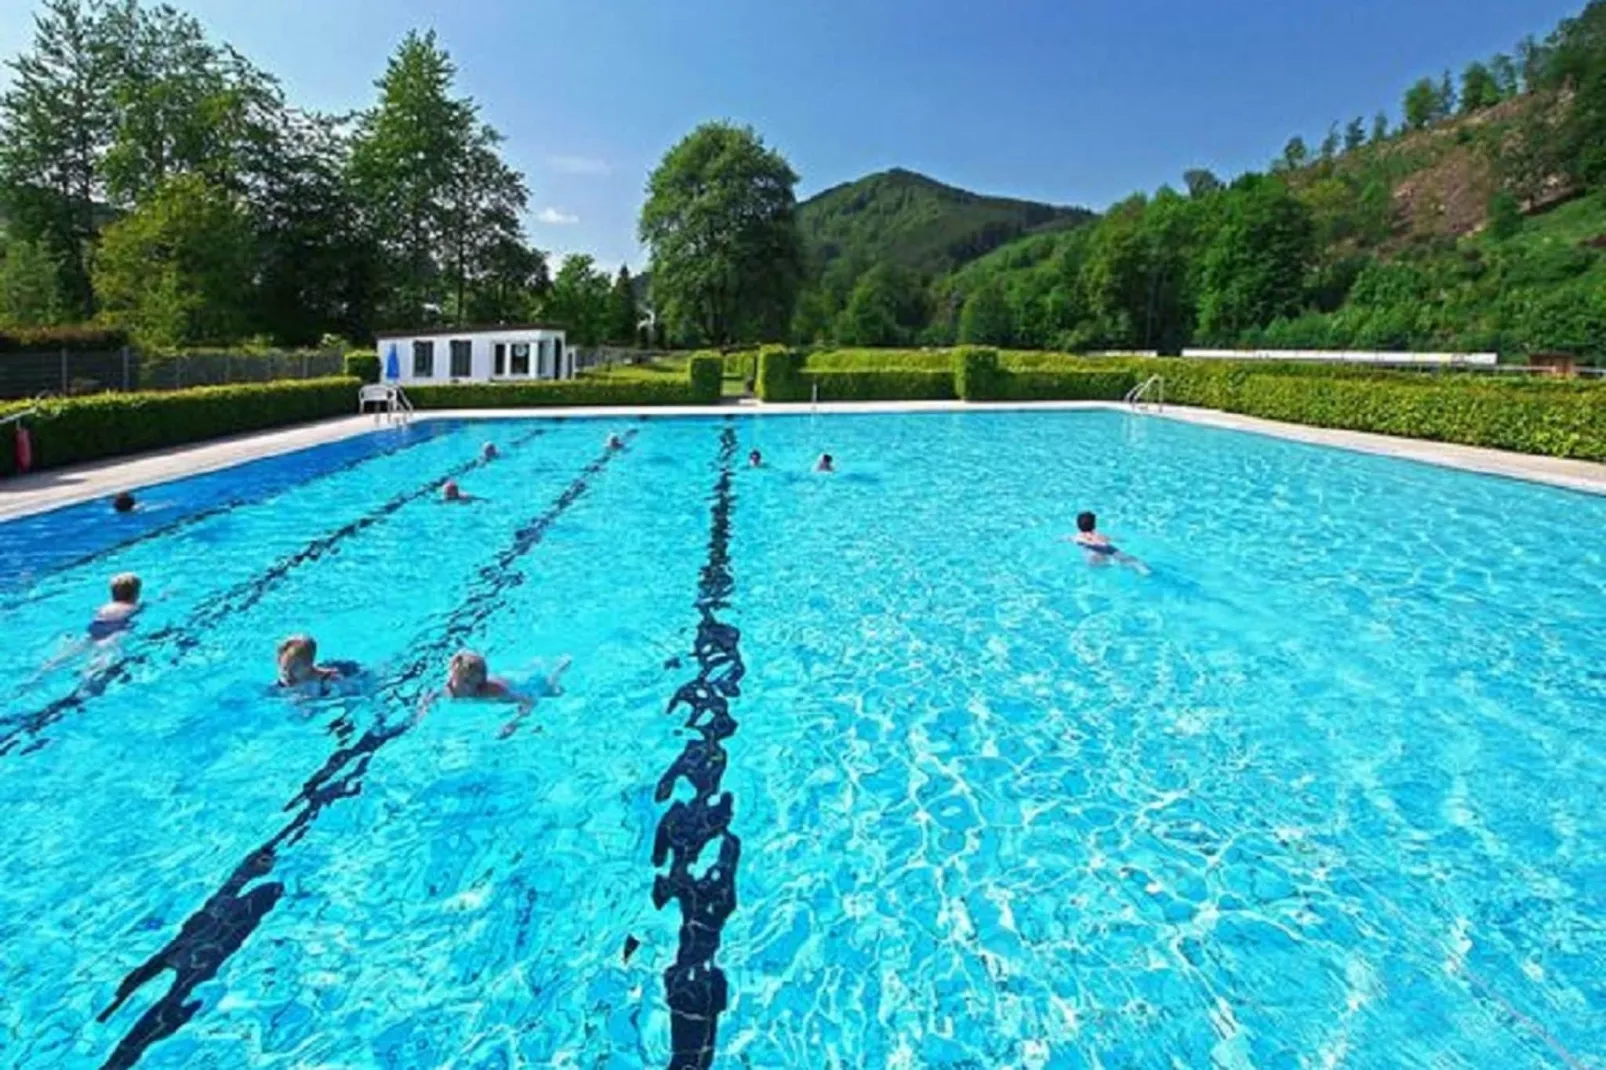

1490,53,1520,98
1344,117,1367,152
605,265,639,345
1277,136,1309,171
93,172,253,348
1436,70,1458,117
639,122,802,345
349,31,527,328
0,237,64,326
0,0,120,318
1459,62,1502,113
1371,111,1390,142
1197,177,1315,343
1183,168,1222,198
957,282,1012,345
542,254,610,346
1319,123,1340,161
1404,79,1441,130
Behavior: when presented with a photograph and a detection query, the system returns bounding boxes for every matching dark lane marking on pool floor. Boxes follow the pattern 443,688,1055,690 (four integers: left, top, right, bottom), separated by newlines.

0,420,451,599
650,422,744,1070
0,426,551,756
92,431,639,1070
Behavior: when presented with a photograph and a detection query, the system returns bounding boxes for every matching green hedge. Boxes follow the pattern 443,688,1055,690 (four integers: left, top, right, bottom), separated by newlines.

344,351,380,383
757,345,805,401
1,377,359,478
407,355,723,409
722,349,758,381
954,347,1000,400
806,370,956,401
0,325,129,353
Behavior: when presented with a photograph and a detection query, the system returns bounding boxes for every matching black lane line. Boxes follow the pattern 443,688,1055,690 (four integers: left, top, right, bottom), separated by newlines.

92,431,637,1070
650,423,745,1070
0,426,550,757
1,421,451,598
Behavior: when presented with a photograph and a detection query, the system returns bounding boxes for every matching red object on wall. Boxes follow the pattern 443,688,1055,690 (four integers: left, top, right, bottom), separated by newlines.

14,423,33,473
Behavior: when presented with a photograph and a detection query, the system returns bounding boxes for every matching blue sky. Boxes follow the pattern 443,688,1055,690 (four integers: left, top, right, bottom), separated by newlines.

0,0,1583,270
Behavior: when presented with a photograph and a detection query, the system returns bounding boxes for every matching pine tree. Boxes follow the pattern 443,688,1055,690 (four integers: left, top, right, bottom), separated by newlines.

607,265,639,344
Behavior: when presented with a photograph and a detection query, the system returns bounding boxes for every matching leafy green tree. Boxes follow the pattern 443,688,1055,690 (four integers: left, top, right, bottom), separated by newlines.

957,282,1012,345
1319,124,1340,161
1197,177,1315,343
836,267,901,346
606,265,639,344
1183,168,1221,198
1078,195,1150,344
0,0,120,318
0,237,64,326
93,173,253,348
462,234,546,324
1539,0,1606,186
1490,53,1520,98
1344,117,1367,152
1437,71,1457,118
1403,78,1441,130
1486,190,1523,240
1459,62,1502,113
790,285,836,344
1277,136,1309,171
349,31,526,327
542,254,610,346
640,121,802,344
1371,111,1390,143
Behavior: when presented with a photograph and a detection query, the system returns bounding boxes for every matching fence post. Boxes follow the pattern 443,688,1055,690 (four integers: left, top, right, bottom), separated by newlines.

60,348,68,394
122,347,131,391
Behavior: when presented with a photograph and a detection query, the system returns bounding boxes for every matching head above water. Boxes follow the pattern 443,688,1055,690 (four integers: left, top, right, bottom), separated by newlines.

817,453,834,471
112,492,136,513
448,650,489,691
748,449,762,466
276,634,318,683
110,572,141,604
443,480,462,501
481,442,498,460
606,433,624,449
1076,511,1097,533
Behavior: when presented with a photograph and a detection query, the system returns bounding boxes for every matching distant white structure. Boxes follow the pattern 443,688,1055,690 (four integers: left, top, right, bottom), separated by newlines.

1181,348,1498,367
375,324,571,386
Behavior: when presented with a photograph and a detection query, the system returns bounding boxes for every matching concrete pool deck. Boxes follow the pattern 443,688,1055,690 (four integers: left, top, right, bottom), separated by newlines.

2,400,1604,521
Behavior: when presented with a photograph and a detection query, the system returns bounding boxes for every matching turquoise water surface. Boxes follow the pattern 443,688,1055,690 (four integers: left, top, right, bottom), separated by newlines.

1,411,1602,1068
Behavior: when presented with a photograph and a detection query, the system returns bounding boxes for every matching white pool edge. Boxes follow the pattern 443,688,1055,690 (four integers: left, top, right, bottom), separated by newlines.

2,400,1603,521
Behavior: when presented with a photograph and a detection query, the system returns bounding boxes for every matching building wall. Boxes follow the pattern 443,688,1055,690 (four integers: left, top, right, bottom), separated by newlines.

377,329,571,385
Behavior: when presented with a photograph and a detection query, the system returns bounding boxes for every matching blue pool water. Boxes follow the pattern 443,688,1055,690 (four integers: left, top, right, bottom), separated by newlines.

1,411,1603,1068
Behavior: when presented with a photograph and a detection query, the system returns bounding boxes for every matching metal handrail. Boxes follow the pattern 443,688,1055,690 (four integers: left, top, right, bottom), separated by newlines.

0,407,38,428
1125,375,1164,411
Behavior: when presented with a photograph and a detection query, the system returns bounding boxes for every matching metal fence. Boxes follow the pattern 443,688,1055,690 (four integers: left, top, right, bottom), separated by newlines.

0,347,345,400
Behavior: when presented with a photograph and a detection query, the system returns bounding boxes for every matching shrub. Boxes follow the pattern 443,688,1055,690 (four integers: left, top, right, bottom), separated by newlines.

722,349,757,381
806,370,956,401
407,378,699,410
756,345,806,401
0,325,130,353
989,369,1137,401
954,347,1000,399
0,377,358,477
344,351,380,383
687,354,723,402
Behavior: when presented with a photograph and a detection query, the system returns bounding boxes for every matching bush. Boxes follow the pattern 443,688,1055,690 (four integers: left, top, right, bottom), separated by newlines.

344,351,380,383
756,345,805,401
408,378,701,410
954,347,1000,399
989,369,1137,401
806,370,956,401
0,325,130,353
687,354,723,402
722,349,757,381
0,377,358,477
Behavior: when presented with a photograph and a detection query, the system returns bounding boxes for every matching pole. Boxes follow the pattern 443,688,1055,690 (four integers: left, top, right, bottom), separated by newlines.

60,348,67,395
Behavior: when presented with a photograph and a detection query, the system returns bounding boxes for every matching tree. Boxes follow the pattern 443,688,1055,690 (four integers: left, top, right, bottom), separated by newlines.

349,31,527,327
1183,168,1222,198
1197,177,1315,343
957,282,1012,345
0,0,121,318
1371,111,1390,143
1459,62,1502,114
834,263,926,346
542,254,610,346
93,173,253,348
0,237,64,326
1436,70,1457,118
1276,136,1309,171
1486,190,1523,240
1319,123,1340,161
1403,78,1441,130
1344,117,1367,152
606,265,639,345
639,122,802,345
1490,53,1520,98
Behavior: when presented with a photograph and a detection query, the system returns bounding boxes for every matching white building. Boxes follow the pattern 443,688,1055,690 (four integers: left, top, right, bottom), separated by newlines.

375,325,571,386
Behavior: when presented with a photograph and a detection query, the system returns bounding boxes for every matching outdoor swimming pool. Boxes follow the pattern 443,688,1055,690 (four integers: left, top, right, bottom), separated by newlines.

1,410,1603,1068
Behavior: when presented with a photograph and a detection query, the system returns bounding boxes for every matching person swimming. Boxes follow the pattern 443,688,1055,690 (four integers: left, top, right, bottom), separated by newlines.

481,442,499,461
275,634,360,692
88,573,142,641
605,433,625,451
419,650,571,737
112,492,137,514
442,480,475,503
815,453,835,473
1068,511,1148,574
748,449,763,468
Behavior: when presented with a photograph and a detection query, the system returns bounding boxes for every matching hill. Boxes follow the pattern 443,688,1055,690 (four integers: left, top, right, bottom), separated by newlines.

798,168,1091,280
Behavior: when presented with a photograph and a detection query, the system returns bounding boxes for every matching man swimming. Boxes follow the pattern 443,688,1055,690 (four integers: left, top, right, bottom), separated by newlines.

481,442,499,461
442,480,476,503
419,650,571,738
748,449,763,468
112,492,137,514
815,453,835,473
88,573,143,641
1068,511,1149,574
605,433,625,451
275,634,362,694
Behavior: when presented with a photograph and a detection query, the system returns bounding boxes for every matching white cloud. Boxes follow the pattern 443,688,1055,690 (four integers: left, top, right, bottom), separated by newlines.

547,154,610,176
536,207,579,225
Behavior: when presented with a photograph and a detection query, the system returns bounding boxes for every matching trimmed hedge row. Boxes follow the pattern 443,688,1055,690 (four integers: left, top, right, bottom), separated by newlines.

756,346,956,402
0,325,130,353
0,377,359,478
406,355,723,409
344,351,381,383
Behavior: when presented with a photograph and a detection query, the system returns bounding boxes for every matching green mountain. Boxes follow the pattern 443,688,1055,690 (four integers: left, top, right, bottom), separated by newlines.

798,168,1091,280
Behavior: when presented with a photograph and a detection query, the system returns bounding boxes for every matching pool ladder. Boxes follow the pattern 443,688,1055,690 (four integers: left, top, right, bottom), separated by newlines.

1125,375,1164,413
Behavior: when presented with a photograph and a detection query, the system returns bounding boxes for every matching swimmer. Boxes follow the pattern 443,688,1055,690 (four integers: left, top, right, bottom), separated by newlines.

748,449,763,468
605,432,625,451
481,442,499,461
1067,511,1149,574
442,480,475,503
88,573,142,641
815,453,835,473
275,634,358,692
419,650,571,738
112,492,137,514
